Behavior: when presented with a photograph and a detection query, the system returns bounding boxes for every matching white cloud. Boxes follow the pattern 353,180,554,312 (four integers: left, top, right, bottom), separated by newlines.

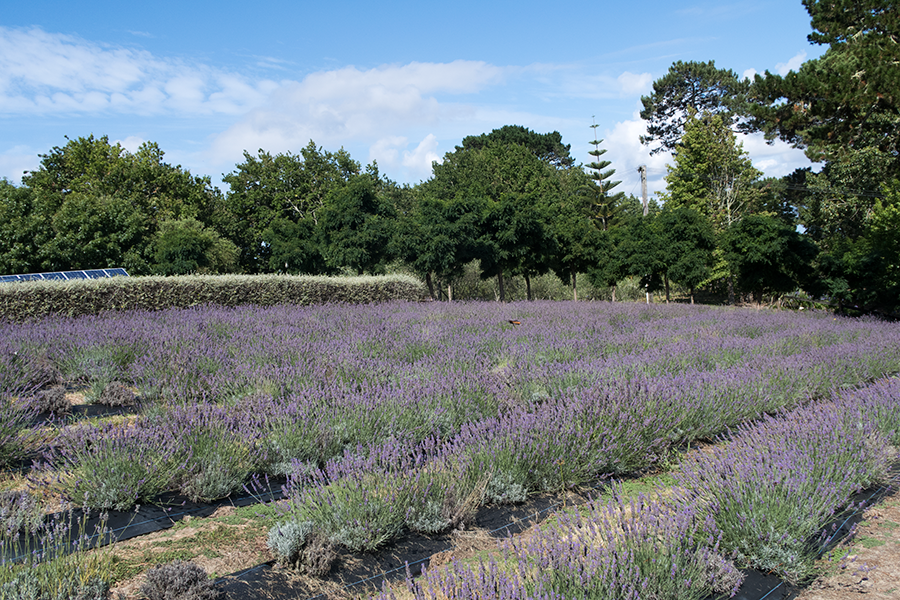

0,26,276,116
207,61,504,165
742,133,815,177
0,146,41,185
742,68,757,81
368,134,442,182
115,136,147,153
603,112,672,198
775,52,806,76
401,134,441,177
616,72,653,95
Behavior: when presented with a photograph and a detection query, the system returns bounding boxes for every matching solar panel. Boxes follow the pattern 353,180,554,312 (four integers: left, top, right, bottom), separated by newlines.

0,268,130,284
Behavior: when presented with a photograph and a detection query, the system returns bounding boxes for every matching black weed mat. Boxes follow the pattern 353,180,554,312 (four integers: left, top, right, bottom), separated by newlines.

30,402,139,426
1,477,288,563
216,466,900,600
218,488,598,600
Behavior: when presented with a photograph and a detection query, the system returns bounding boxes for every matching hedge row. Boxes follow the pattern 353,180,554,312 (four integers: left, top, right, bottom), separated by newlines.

0,274,429,321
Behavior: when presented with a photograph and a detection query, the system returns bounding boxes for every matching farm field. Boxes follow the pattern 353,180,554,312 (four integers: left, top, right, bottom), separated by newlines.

2,300,900,599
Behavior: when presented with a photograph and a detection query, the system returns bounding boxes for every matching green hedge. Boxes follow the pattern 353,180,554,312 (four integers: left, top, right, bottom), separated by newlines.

0,274,429,322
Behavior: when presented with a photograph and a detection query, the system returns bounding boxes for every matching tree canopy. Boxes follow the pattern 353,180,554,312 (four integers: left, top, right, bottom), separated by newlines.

640,60,749,155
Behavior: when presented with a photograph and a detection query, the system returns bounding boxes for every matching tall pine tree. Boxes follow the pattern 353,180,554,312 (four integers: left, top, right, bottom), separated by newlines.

586,119,624,230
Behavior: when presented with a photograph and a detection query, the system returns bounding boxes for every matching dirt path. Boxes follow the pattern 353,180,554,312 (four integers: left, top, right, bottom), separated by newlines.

797,485,900,600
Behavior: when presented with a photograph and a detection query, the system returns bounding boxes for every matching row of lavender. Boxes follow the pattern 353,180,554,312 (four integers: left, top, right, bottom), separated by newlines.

0,304,898,521
377,377,900,599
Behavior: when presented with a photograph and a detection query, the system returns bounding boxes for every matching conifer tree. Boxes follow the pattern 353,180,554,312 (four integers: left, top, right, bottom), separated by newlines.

586,119,624,230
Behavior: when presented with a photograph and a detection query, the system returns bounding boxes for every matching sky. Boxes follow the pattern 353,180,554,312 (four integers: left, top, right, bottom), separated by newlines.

0,1,825,198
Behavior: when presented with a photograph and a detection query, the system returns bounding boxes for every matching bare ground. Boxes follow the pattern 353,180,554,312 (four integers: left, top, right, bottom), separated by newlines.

797,485,900,600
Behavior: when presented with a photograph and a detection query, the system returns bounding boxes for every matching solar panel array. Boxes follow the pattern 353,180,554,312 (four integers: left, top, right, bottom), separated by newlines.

0,268,129,284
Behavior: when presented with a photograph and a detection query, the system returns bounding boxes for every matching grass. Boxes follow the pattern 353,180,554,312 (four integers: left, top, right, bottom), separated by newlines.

104,502,281,587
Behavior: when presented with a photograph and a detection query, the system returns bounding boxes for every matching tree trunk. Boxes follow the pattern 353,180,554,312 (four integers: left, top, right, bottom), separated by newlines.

690,286,695,305
727,274,736,305
611,286,616,302
447,284,453,303
525,273,532,301
425,272,435,301
664,275,670,304
571,270,578,301
497,269,506,302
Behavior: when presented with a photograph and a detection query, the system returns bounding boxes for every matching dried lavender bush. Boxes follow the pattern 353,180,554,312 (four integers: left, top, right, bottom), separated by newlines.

140,560,223,600
96,381,137,407
27,385,71,415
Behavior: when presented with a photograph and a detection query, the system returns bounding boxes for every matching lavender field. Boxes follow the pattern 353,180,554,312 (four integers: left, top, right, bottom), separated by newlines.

2,301,900,598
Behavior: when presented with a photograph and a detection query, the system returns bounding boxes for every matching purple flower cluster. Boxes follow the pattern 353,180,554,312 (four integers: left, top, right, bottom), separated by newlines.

379,488,743,600
674,398,891,583
2,302,899,552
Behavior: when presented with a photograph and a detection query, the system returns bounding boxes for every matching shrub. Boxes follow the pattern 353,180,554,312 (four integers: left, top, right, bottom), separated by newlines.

0,489,42,535
267,520,336,576
674,400,890,583
160,404,264,503
0,274,428,321
42,422,176,511
299,531,337,577
27,385,71,415
140,560,223,600
96,381,137,407
0,395,37,468
267,520,314,566
0,510,113,600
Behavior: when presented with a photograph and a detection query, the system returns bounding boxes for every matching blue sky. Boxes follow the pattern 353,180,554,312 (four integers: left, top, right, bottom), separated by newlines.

1,1,824,197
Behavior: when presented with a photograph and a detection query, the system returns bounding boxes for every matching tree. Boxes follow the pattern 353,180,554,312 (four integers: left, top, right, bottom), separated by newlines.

722,214,818,305
152,218,238,275
0,180,40,274
392,195,481,300
458,125,575,169
261,218,331,275
221,142,360,273
745,1,899,174
806,177,900,315
613,209,667,298
664,112,763,231
17,135,220,274
318,174,396,275
421,132,564,301
655,207,716,304
640,61,749,155
42,192,149,273
586,120,625,230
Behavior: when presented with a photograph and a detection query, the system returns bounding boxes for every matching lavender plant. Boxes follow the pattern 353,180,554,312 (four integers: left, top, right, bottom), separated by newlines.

159,403,266,503
383,489,742,600
0,490,42,536
41,421,177,510
0,505,114,600
674,400,891,583
140,560,223,600
0,395,37,468
95,380,138,407
26,385,71,415
507,490,743,600
843,376,900,444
